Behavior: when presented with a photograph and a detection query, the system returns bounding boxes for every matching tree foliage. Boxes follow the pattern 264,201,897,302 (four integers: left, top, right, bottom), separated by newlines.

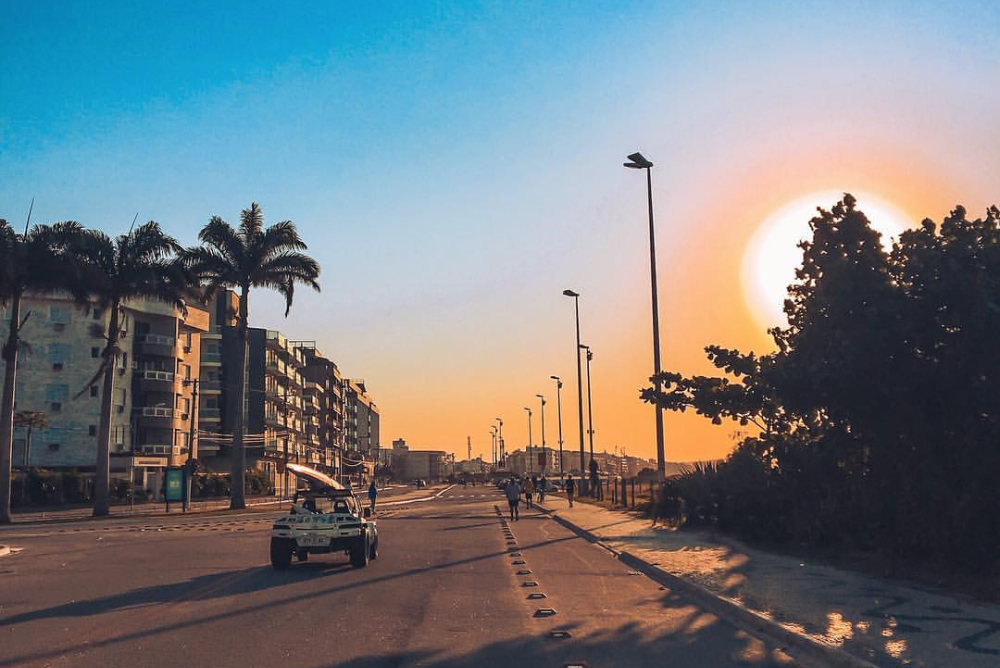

644,195,1000,571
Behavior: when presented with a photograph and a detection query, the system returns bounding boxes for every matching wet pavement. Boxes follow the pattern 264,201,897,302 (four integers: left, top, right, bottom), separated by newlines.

537,493,1000,668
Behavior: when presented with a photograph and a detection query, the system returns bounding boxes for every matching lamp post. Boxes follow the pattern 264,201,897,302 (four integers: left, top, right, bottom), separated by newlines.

563,289,586,478
536,393,546,474
490,425,498,467
550,375,564,476
495,417,504,467
624,152,665,478
580,345,595,464
181,378,199,512
523,406,533,474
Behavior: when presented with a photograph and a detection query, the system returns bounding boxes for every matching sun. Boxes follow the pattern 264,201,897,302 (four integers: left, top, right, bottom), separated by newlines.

741,191,912,331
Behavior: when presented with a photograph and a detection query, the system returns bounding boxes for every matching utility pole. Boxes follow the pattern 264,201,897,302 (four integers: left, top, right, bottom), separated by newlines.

524,407,533,474
536,394,546,475
183,378,199,512
550,376,564,476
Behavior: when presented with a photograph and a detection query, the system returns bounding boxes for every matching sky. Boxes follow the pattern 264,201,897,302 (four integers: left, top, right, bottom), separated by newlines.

2,0,998,463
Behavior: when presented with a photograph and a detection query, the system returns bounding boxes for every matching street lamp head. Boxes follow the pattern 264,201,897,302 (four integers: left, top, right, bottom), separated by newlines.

579,344,589,350
550,375,560,381
524,407,531,414
624,152,653,169
562,289,579,298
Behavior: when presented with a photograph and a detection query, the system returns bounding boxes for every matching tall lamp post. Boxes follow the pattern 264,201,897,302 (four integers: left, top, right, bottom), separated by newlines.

550,376,564,476
182,378,199,512
495,417,504,467
490,425,498,467
523,406,533,474
580,345,595,464
535,393,546,474
563,289,586,479
624,152,665,478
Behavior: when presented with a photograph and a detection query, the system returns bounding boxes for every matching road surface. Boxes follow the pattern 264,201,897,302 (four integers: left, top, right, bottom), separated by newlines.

0,487,799,667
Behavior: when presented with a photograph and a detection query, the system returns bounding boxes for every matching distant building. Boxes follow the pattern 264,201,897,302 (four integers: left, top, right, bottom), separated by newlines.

505,447,560,476
344,379,379,454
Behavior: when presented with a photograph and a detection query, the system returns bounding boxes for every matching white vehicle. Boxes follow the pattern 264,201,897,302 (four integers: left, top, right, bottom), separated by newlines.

270,464,379,570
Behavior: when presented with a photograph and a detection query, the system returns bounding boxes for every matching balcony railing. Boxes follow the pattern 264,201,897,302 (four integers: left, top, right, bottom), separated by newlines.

199,408,221,419
138,369,174,382
136,333,174,346
201,351,222,363
200,380,222,392
138,406,174,418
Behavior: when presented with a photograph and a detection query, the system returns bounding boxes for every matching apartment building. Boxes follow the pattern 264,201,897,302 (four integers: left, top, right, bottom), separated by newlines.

293,341,345,477
344,379,379,454
2,292,208,494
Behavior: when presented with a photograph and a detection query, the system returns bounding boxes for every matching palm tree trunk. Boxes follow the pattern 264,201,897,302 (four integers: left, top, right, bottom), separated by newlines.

93,301,120,517
230,285,249,510
0,293,22,524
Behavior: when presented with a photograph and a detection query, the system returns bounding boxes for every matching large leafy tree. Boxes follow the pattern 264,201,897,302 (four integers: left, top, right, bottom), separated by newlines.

186,203,320,510
77,222,189,517
0,218,86,524
643,196,1000,570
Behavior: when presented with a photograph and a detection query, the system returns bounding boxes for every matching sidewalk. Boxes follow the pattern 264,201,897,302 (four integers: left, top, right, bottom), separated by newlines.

6,496,285,525
536,493,1000,668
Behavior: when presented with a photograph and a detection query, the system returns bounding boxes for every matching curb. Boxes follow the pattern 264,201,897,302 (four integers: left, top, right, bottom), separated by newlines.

4,499,287,527
545,508,879,668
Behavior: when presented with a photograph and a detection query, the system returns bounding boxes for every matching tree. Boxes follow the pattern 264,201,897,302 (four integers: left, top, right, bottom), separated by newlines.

186,203,320,510
642,196,1000,571
76,222,189,517
0,218,86,524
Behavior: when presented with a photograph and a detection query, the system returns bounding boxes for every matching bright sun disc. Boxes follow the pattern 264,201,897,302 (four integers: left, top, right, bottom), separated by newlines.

741,191,912,331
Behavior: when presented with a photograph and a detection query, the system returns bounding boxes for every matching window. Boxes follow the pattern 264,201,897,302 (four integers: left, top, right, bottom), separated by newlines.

45,385,68,412
44,428,66,451
92,308,101,320
91,347,100,358
49,306,69,324
49,344,69,370
181,397,191,415
112,425,126,446
90,386,99,398
89,425,97,437
134,321,150,336
183,364,192,380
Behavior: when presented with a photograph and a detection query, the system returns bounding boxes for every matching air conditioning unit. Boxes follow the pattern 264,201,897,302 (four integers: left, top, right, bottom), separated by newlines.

116,405,125,413
118,367,126,376
183,346,191,353
181,413,189,421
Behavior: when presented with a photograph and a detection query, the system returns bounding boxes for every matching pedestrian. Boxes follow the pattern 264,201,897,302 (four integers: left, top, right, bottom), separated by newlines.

523,476,535,509
565,475,575,508
505,477,522,521
538,476,547,503
368,479,378,513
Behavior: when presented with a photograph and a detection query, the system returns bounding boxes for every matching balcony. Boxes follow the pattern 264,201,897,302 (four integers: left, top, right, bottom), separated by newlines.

136,369,174,391
199,407,221,421
201,350,222,365
135,333,175,357
200,379,222,393
136,444,172,456
136,406,174,427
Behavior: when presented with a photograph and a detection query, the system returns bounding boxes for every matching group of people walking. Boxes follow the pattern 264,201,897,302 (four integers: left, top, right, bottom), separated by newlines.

503,474,577,520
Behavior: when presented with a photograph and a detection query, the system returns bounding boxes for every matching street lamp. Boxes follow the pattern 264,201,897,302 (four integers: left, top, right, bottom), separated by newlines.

535,393,546,475
523,406,533,474
495,417,504,467
624,151,666,478
563,289,586,479
181,378,199,512
490,425,498,467
580,345,595,465
550,375,564,476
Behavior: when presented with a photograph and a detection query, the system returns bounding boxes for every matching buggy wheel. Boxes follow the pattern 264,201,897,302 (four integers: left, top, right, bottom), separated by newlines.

270,538,293,570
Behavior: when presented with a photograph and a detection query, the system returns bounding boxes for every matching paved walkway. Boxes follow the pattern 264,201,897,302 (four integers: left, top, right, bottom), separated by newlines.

7,496,286,524
536,493,1000,668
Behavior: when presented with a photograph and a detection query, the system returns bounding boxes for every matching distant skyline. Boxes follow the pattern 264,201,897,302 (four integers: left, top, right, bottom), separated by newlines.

3,0,998,461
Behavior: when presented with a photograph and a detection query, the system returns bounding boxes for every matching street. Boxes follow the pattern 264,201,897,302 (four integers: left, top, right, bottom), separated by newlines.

1,487,798,668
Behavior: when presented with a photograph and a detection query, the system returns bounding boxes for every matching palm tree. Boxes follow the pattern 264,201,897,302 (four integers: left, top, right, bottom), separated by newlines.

186,203,320,510
77,222,188,517
0,218,87,524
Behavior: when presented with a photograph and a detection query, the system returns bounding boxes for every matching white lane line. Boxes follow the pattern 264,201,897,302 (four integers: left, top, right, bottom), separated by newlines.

379,484,457,507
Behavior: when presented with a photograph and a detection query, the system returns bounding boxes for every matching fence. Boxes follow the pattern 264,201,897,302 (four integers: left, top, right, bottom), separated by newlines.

605,476,658,510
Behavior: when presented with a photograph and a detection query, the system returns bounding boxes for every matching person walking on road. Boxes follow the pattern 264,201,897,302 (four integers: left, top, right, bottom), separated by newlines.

523,476,535,509
565,475,575,508
505,477,522,521
368,479,378,513
538,476,547,503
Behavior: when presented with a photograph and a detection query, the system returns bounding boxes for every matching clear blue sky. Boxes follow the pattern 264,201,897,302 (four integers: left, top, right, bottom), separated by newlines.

3,1,998,459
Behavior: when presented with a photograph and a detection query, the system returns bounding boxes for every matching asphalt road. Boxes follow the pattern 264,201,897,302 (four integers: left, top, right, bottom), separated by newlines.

0,487,801,668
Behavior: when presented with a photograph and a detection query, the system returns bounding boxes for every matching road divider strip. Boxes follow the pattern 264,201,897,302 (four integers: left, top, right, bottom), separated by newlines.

379,484,456,508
